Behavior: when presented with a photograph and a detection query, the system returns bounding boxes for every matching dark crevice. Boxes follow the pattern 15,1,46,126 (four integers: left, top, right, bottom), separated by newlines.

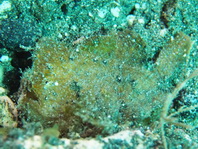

151,49,161,64
61,4,68,15
160,0,177,28
128,7,136,15
3,51,32,96
11,51,32,71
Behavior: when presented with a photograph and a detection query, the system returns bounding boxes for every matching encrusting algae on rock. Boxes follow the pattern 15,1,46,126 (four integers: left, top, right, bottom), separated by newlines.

17,30,193,138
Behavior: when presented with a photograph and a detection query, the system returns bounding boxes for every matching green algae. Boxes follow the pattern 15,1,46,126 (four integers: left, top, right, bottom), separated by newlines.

18,30,192,138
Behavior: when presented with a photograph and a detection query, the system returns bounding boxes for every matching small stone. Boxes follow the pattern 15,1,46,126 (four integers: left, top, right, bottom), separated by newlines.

98,9,107,18
142,3,147,10
54,81,59,86
126,15,136,26
137,18,145,24
57,33,63,39
0,55,10,62
110,7,120,18
71,25,78,31
0,1,12,14
88,12,94,18
135,3,140,9
159,28,168,37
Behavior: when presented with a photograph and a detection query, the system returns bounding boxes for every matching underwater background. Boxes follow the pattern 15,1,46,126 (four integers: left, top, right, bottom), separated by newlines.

0,0,197,148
